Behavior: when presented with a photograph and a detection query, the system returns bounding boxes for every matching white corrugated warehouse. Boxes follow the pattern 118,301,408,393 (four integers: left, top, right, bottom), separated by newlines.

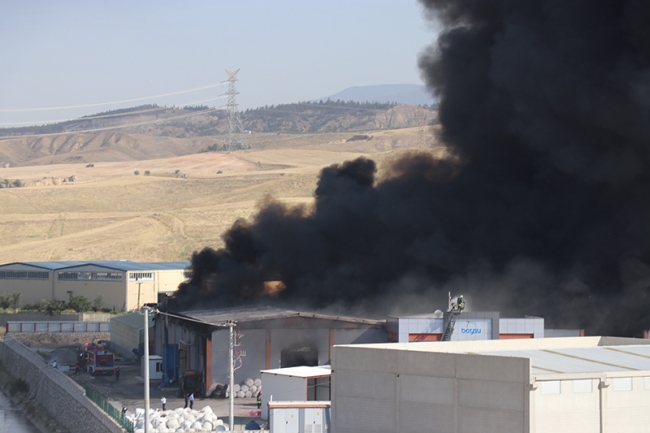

332,336,650,433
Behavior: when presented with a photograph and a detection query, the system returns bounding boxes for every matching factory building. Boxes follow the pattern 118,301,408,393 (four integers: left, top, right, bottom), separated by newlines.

386,311,545,342
331,336,650,433
110,311,155,359
153,306,386,394
0,261,189,311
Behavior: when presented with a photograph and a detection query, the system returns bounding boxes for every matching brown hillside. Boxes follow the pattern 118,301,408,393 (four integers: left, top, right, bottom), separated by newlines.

0,126,445,264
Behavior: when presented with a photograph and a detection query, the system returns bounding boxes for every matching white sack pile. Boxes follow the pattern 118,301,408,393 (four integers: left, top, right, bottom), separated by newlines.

129,406,228,432
224,377,262,398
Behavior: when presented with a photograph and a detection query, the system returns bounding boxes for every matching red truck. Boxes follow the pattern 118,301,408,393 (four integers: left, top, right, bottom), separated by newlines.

86,349,115,376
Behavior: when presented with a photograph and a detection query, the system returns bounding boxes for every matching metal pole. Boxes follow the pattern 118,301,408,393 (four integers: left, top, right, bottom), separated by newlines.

144,307,150,433
229,323,235,432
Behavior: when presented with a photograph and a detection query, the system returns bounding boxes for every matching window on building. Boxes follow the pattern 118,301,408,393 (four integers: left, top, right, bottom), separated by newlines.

129,272,154,281
613,377,632,392
0,270,49,279
573,379,593,393
644,377,650,390
541,381,561,395
58,272,123,281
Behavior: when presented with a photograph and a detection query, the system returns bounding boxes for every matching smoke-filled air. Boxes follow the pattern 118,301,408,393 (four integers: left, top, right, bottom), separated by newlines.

174,0,650,336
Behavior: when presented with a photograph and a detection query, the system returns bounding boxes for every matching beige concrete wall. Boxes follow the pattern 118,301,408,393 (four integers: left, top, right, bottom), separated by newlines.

125,270,185,310
55,279,126,311
126,279,155,310
532,379,600,432
155,269,186,293
606,376,650,432
0,278,53,304
332,346,530,433
532,375,650,433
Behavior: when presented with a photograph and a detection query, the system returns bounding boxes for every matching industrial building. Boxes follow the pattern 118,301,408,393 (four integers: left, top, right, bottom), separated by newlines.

0,261,189,311
331,336,650,433
153,306,386,394
387,311,545,342
109,311,155,359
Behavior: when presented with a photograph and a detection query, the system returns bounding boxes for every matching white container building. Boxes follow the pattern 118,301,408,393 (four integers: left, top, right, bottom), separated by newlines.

260,365,331,419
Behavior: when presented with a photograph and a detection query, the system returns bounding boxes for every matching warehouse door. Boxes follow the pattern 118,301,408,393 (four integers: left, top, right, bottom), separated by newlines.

281,346,318,368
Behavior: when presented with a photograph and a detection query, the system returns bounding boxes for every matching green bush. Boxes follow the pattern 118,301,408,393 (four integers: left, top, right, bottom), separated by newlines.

92,295,104,311
68,295,92,312
45,300,66,315
134,171,140,175
0,293,21,312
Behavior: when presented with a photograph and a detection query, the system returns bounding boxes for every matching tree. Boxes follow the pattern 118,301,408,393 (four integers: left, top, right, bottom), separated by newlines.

92,295,104,311
0,292,21,312
68,295,92,312
144,171,151,176
46,300,66,315
134,171,140,175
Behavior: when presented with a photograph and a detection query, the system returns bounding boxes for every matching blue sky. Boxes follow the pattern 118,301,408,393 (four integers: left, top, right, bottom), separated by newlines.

0,1,438,126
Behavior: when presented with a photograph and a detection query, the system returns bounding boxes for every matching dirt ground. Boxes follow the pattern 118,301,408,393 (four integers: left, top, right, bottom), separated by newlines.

0,130,443,264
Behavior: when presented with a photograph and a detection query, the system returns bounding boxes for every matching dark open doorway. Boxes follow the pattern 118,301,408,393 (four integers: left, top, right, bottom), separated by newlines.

281,346,318,368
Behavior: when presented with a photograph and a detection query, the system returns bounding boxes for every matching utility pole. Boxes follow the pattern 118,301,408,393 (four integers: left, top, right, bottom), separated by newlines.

228,322,235,431
224,69,249,152
141,305,157,433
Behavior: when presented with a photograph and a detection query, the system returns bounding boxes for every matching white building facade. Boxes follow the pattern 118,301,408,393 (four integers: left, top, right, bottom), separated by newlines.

332,337,650,433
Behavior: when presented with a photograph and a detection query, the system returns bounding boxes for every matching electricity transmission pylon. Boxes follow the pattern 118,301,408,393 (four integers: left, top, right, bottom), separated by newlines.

224,69,249,152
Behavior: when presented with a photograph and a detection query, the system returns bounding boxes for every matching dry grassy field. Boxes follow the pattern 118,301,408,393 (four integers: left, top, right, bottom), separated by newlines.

0,126,441,263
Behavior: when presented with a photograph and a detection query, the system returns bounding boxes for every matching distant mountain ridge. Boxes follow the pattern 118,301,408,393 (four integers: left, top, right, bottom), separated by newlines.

0,99,438,167
317,84,437,106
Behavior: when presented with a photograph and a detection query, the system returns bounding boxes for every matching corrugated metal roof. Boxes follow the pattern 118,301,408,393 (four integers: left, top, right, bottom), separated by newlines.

474,345,650,375
0,260,189,272
178,306,384,325
261,365,331,378
0,261,88,270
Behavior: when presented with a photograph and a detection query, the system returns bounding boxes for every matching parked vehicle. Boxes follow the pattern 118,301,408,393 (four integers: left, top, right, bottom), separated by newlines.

86,349,115,376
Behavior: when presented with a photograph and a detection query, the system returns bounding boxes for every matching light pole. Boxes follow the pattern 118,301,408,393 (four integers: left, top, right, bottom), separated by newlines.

140,305,157,433
228,322,235,432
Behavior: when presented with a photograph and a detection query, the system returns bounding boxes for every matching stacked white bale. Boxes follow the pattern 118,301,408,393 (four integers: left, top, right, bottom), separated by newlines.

233,384,241,393
241,384,249,393
245,378,254,387
254,378,262,387
128,406,229,432
249,385,257,394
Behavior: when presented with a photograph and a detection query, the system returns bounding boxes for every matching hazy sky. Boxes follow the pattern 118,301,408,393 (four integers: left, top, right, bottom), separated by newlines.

0,1,438,127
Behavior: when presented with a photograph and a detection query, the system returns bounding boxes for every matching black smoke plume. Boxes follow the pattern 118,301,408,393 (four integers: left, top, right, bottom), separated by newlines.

175,0,650,336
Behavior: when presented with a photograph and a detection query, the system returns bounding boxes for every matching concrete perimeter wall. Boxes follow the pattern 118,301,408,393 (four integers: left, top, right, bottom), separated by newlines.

0,335,123,433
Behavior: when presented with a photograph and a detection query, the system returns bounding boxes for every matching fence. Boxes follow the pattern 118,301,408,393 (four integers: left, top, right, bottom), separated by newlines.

6,321,110,333
86,386,134,433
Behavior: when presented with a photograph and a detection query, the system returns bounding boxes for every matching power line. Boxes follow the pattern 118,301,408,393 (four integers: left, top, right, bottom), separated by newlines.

0,107,226,140
0,82,227,113
0,95,228,127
